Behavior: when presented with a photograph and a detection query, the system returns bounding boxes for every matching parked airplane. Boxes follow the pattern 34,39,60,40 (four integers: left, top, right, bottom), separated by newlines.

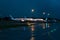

9,15,53,29
9,15,45,22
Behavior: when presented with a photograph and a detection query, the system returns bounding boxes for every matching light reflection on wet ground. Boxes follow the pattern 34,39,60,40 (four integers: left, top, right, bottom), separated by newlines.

0,23,60,40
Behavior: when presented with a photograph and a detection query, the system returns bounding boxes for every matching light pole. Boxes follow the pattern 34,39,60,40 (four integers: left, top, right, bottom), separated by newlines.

42,12,50,29
46,13,50,28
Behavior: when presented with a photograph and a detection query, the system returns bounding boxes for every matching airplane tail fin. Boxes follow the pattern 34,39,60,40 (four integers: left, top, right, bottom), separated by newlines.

9,15,14,20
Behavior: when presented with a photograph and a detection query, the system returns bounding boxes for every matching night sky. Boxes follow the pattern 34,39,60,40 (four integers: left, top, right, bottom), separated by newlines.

0,0,60,18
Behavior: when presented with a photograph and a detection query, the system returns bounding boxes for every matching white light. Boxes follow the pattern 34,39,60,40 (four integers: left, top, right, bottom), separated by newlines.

48,13,50,16
40,19,44,20
21,19,24,22
32,9,34,12
43,12,46,15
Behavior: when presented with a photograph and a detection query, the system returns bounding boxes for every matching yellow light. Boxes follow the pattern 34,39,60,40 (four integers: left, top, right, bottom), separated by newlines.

30,37,34,40
27,22,31,26
31,25,35,31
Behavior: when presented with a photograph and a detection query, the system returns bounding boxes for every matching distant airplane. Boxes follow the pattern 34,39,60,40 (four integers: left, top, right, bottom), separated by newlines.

9,14,60,28
0,14,60,30
9,15,59,29
9,15,45,22
9,15,60,23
